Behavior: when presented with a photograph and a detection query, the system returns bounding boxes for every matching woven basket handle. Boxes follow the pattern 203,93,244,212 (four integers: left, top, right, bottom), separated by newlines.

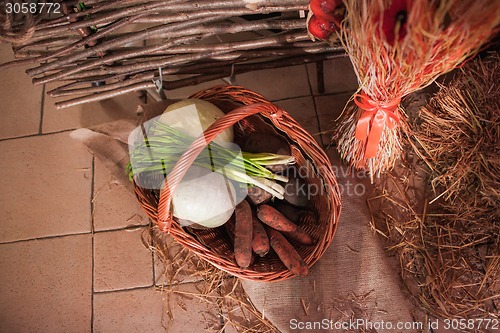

156,102,283,232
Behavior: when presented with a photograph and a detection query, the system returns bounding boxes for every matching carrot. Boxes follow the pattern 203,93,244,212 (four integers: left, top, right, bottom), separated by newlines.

282,228,314,245
267,227,308,276
273,202,319,225
258,204,313,244
225,215,255,266
234,200,253,269
272,203,316,244
257,204,297,232
252,217,270,257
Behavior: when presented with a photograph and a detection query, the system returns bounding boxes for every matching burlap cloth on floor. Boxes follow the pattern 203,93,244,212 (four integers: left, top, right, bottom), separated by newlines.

71,100,421,333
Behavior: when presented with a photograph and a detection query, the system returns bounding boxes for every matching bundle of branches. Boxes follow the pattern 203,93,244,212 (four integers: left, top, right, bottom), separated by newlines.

0,0,345,109
334,0,500,178
368,55,499,320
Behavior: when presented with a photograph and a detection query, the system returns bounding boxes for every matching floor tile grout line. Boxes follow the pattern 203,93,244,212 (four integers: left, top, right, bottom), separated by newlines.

270,94,312,103
94,284,155,295
90,156,95,333
38,84,46,134
0,231,92,246
150,225,157,287
313,89,358,97
304,64,324,147
94,277,206,295
0,91,356,142
0,224,151,246
154,278,206,289
0,128,76,143
215,280,227,332
304,62,316,96
94,224,151,235
270,90,356,105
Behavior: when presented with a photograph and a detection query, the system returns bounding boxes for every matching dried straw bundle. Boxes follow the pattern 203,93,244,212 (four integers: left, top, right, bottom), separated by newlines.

335,0,500,176
369,55,499,320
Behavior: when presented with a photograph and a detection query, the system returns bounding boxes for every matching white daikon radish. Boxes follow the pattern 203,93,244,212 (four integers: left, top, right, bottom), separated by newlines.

158,99,233,146
171,165,237,228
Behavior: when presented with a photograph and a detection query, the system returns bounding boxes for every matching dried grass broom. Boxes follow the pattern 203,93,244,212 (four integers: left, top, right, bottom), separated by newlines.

334,0,500,178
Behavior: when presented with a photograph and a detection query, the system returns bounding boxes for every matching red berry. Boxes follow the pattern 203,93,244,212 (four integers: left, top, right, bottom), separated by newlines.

308,14,338,40
310,0,343,20
381,0,409,45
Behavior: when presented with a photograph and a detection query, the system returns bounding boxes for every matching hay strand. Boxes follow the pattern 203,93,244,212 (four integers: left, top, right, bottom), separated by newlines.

145,227,280,332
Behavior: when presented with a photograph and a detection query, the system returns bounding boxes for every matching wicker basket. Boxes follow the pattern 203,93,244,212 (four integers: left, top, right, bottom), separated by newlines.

132,85,341,281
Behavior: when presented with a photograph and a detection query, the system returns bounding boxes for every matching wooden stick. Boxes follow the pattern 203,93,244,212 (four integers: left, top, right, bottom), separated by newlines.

27,15,225,77
32,30,309,85
52,52,345,109
54,81,156,109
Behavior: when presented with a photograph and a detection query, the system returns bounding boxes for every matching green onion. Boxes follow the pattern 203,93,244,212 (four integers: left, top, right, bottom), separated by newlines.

127,121,295,198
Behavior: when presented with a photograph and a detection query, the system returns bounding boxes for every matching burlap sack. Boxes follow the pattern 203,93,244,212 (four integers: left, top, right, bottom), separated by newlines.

241,149,418,332
71,100,420,333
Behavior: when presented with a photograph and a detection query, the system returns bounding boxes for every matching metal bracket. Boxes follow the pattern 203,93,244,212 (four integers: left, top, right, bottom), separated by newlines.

148,67,167,101
222,64,237,86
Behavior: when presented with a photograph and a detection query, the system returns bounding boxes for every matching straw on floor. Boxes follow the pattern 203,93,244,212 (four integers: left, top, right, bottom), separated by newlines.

369,54,499,320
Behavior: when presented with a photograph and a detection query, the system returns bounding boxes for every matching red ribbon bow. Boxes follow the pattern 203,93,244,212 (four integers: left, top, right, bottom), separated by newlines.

353,92,401,159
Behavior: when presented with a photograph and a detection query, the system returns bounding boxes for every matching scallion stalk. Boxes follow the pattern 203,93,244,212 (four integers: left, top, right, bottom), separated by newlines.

128,121,294,197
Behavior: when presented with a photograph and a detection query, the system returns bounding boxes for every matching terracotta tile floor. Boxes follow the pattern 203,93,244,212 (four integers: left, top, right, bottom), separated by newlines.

0,42,357,332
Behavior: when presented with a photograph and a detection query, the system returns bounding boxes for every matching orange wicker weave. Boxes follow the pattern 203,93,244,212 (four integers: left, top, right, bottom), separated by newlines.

132,85,341,281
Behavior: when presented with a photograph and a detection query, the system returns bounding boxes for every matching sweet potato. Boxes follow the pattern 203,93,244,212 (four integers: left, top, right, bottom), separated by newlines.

252,217,270,257
234,200,253,268
257,204,297,232
259,204,314,245
225,216,255,266
267,227,308,276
